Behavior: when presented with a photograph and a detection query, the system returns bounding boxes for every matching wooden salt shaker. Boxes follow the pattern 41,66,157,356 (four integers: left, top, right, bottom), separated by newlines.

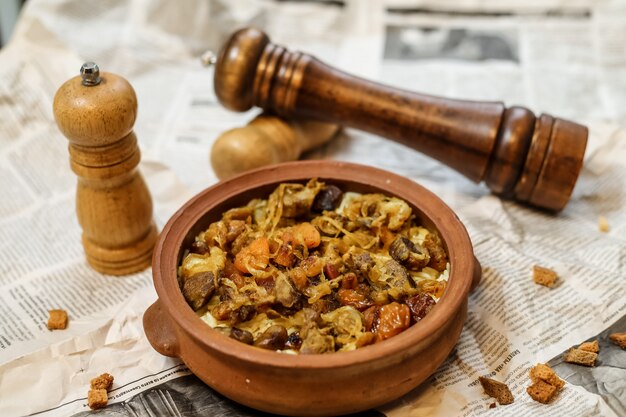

213,28,589,212
211,113,339,179
53,63,157,275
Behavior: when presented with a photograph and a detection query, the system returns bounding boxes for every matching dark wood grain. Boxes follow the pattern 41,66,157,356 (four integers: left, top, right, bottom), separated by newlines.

214,28,588,211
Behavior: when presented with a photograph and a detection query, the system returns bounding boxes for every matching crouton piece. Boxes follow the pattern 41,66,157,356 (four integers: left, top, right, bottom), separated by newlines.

564,348,597,366
527,379,558,404
529,363,565,390
578,340,599,353
532,265,557,288
91,373,114,390
47,309,68,330
598,216,610,233
479,376,514,405
609,332,626,349
87,389,108,409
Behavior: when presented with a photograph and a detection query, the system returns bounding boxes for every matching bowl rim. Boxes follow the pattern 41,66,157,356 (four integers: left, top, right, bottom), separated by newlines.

151,160,475,369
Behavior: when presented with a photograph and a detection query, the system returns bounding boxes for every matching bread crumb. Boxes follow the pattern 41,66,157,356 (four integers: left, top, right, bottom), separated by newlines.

578,340,599,353
609,333,626,349
47,309,68,330
532,265,557,288
564,348,597,366
529,363,565,390
478,376,514,405
91,373,114,390
527,363,564,404
489,402,496,409
598,216,610,233
87,389,108,409
527,380,558,404
87,373,114,409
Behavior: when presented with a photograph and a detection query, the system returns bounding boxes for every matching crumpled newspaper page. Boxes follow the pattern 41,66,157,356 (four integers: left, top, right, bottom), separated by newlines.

0,1,624,416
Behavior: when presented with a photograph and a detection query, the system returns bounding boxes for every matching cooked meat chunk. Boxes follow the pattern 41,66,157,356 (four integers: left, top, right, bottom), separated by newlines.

389,237,430,270
382,259,416,292
182,272,216,310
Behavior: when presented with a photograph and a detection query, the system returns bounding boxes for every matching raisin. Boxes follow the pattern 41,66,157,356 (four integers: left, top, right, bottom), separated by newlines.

255,325,288,350
406,293,436,323
312,185,343,212
230,327,254,345
324,263,340,280
190,240,209,255
285,332,303,350
337,289,374,311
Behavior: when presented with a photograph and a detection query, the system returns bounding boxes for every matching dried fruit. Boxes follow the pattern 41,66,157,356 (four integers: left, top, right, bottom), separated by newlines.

313,185,343,212
255,325,289,350
375,302,411,341
230,328,254,345
285,331,303,350
406,293,436,323
235,237,270,273
337,289,374,311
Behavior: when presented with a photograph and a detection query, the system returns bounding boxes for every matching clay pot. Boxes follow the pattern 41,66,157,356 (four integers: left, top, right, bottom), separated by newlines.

144,160,480,416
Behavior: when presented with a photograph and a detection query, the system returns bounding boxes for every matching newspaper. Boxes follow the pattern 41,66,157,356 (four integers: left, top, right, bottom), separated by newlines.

0,0,624,416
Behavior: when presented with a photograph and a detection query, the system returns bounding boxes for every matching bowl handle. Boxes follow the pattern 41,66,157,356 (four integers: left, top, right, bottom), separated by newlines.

470,255,482,292
143,300,180,358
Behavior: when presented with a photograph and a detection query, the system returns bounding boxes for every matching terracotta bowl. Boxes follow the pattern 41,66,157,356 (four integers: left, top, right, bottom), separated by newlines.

144,160,480,416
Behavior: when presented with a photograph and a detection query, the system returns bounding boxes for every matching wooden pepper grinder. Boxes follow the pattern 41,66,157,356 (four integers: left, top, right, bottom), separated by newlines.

53,62,158,275
211,113,339,179
213,28,589,212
